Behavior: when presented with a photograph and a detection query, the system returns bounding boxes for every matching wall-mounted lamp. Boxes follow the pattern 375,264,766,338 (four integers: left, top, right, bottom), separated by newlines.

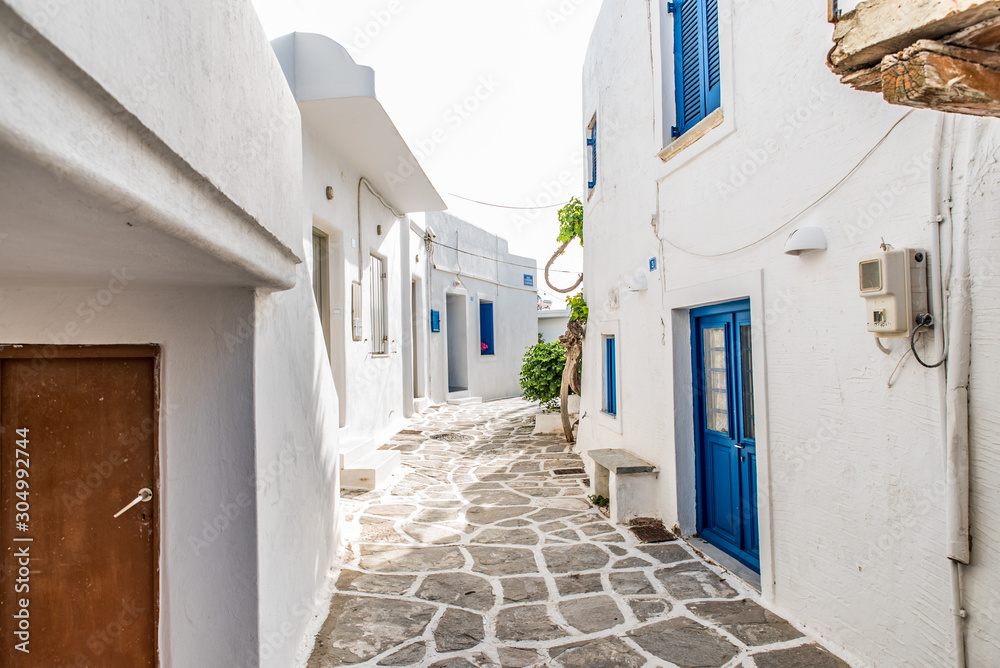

627,273,649,292
783,226,828,256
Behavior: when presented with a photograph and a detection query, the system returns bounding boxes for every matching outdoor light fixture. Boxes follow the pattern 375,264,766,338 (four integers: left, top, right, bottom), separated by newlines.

783,226,828,256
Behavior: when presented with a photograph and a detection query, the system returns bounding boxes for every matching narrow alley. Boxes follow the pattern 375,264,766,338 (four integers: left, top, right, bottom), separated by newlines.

307,400,851,668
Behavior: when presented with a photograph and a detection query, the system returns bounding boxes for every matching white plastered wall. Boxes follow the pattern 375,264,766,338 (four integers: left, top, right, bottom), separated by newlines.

424,212,538,404
579,0,1000,665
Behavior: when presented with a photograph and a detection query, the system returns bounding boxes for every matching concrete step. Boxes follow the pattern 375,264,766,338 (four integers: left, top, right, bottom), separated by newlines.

447,392,482,406
341,449,400,491
338,438,375,470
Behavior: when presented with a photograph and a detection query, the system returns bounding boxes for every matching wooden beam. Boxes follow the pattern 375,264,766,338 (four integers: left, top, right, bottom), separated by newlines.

882,47,1000,116
842,65,883,92
945,15,1000,49
830,0,1000,74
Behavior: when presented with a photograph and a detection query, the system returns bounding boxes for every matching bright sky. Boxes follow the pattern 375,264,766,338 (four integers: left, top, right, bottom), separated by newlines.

249,0,600,303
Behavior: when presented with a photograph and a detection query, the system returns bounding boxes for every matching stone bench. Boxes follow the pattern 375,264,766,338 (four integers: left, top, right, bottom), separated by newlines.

587,449,659,524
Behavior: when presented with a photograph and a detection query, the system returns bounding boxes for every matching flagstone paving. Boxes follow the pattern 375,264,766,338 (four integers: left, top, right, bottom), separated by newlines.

308,399,853,668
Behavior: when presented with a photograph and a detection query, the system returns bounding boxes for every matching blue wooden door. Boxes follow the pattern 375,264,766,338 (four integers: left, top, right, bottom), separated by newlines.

692,301,759,572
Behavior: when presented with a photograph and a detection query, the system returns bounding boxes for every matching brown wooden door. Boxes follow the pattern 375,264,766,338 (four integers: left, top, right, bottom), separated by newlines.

0,347,158,666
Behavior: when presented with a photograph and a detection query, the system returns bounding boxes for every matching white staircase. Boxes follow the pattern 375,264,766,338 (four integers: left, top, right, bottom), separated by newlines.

339,437,400,491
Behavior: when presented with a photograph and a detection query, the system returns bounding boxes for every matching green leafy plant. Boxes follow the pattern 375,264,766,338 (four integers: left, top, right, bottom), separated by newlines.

588,494,610,509
566,293,588,322
519,341,566,411
557,197,584,246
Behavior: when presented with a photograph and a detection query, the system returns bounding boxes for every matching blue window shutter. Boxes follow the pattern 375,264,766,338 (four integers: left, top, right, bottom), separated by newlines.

705,0,721,112
479,302,494,355
673,0,720,137
605,336,617,416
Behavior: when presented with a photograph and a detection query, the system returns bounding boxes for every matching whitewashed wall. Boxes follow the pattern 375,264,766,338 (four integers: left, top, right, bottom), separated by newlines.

424,212,538,403
581,0,999,666
303,124,415,448
0,2,343,666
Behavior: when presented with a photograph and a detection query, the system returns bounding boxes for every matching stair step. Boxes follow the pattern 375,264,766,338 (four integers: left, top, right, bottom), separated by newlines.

341,450,400,491
338,438,376,469
448,396,483,406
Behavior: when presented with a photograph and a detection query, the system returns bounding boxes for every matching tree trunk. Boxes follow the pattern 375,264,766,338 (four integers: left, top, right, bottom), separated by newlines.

558,319,585,444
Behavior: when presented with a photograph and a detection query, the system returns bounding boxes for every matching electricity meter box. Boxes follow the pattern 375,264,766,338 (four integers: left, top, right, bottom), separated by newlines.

858,248,928,337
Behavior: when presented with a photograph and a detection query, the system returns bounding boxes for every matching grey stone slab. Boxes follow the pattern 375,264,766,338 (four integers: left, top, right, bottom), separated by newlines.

628,617,739,668
528,508,579,522
580,522,617,536
466,505,535,525
467,545,539,576
495,605,565,641
498,647,542,668
628,598,672,622
428,659,476,668
554,573,604,596
538,520,568,532
509,461,541,473
549,636,645,668
688,599,804,646
654,563,739,600
360,546,466,573
415,508,462,523
519,487,563,497
462,489,531,506
377,642,426,666
753,644,852,668
552,530,582,541
613,557,652,569
607,545,628,556
367,504,418,518
402,523,463,545
609,570,655,596
501,576,548,603
473,527,539,546
336,570,416,596
588,449,657,474
638,543,693,564
542,544,610,573
594,532,626,543
308,595,436,666
559,595,624,633
415,573,494,612
434,608,484,652
496,518,533,528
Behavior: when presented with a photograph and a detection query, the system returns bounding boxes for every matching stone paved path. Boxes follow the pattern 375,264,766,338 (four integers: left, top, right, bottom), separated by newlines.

308,399,853,668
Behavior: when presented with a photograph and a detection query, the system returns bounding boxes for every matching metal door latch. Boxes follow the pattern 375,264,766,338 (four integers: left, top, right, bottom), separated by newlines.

114,488,153,518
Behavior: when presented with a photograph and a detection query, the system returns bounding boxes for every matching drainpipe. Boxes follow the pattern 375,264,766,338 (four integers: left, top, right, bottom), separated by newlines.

931,114,969,668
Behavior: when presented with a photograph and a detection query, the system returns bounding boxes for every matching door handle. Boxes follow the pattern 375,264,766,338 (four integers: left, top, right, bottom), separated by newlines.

114,488,153,518
733,443,744,449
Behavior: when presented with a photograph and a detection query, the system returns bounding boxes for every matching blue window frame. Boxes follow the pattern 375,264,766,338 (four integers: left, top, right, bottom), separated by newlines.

603,335,617,416
430,309,440,333
587,119,597,191
671,0,721,138
479,302,494,356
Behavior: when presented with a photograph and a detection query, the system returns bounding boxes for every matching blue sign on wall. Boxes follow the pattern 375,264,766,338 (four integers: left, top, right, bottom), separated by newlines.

650,257,657,272
524,274,534,287
430,310,440,332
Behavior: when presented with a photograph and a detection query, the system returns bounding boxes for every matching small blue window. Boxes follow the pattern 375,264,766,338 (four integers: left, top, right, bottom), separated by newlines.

587,119,597,191
479,302,494,356
603,335,617,416
430,310,440,333
671,0,721,138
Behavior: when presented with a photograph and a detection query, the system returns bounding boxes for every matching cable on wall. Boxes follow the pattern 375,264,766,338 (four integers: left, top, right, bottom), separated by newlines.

447,193,572,210
659,110,916,258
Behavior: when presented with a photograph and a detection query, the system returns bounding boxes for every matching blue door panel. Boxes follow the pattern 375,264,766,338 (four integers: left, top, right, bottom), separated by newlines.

693,300,760,573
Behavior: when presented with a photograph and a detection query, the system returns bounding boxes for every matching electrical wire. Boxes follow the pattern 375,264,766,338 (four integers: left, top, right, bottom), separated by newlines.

911,318,947,369
448,193,572,210
429,239,582,276
661,110,916,258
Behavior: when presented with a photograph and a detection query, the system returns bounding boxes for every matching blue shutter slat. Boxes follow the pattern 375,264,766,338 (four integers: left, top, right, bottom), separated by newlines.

673,0,720,137
705,0,721,111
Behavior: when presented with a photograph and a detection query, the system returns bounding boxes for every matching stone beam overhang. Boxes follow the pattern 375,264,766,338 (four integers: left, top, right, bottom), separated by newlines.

0,3,301,290
273,32,447,214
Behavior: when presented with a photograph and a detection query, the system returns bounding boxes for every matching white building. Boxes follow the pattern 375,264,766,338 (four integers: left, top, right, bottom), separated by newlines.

0,2,339,667
579,1,1000,666
422,212,539,405
538,308,571,343
273,32,446,490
